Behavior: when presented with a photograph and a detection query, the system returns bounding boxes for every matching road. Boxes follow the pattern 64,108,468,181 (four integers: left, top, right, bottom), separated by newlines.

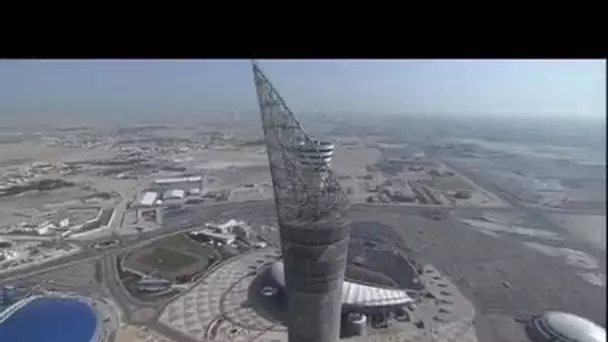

0,196,575,284
101,253,134,319
0,224,206,282
2,197,603,342
421,148,603,215
148,321,200,342
0,200,274,337
423,149,606,256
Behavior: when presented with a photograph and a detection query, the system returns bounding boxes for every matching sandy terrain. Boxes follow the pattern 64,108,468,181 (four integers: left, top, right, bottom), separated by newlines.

332,143,382,177
0,241,81,275
449,137,604,164
189,147,268,171
346,204,606,341
522,241,606,287
545,213,606,252
331,142,383,201
462,219,562,241
0,142,75,165
458,213,606,289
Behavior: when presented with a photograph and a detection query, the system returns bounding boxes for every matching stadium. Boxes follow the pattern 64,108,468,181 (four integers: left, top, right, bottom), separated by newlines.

252,220,425,330
265,259,418,311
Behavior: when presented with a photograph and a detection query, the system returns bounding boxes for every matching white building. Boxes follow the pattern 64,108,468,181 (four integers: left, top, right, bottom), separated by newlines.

58,218,70,229
139,192,159,207
36,222,58,235
162,189,186,210
188,188,201,196
190,229,236,245
37,226,51,236
163,189,185,200
152,176,203,191
0,249,19,261
134,191,164,225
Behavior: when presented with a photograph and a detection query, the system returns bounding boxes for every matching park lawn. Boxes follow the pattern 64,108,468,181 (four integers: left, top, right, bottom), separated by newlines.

139,247,199,272
157,234,207,254
156,234,195,250
156,233,220,259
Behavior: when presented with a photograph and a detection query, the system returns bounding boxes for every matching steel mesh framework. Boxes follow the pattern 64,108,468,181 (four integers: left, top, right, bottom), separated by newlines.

252,61,350,223
252,61,352,342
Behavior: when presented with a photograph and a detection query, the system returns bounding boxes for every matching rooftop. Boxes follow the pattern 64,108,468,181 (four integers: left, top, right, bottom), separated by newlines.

139,192,158,206
163,189,186,199
153,176,202,185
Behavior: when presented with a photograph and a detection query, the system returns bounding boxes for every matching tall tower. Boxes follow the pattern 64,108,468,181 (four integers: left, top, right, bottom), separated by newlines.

252,61,351,342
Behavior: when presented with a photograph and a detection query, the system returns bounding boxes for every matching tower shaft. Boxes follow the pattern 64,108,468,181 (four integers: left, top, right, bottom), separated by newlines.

252,61,351,342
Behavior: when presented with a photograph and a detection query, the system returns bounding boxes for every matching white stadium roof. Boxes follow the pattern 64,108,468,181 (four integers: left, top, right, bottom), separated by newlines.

270,261,413,308
341,282,413,307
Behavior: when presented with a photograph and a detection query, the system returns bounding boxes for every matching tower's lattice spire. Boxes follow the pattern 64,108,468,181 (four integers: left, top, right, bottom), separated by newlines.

253,60,352,342
252,61,350,223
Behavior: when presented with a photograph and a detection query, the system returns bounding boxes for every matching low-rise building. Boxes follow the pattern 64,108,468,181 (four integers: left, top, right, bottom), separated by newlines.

190,229,236,245
188,188,201,196
163,189,185,200
134,191,164,225
58,218,70,229
139,192,158,207
152,176,203,192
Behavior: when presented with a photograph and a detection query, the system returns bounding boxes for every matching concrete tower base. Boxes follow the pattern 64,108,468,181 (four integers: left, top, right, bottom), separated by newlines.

280,214,350,342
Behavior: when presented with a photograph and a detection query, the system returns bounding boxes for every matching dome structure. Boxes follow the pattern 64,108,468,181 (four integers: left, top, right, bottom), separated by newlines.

528,311,606,342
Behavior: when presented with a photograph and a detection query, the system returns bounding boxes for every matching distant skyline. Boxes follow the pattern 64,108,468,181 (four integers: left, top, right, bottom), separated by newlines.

0,59,605,120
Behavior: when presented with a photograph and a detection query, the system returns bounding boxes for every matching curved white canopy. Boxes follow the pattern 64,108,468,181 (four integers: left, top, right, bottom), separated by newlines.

269,261,414,308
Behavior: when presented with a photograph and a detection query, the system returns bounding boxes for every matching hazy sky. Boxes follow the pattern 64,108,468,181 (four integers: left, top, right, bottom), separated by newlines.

0,59,605,120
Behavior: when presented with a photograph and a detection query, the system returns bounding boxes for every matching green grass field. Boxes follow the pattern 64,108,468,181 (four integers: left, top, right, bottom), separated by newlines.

156,234,216,257
139,247,199,272
156,234,196,250
429,176,473,191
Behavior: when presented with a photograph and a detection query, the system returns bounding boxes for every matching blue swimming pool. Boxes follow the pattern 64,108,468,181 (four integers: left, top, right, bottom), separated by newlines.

0,297,97,342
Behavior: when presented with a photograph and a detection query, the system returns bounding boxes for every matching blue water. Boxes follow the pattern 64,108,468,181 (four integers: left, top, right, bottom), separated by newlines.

0,297,97,342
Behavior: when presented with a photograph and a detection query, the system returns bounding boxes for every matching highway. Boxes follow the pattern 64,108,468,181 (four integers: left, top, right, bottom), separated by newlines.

0,224,206,282
421,147,603,215
0,199,525,284
0,200,277,338
2,190,586,286
1,196,603,342
422,148,607,258
100,253,135,319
